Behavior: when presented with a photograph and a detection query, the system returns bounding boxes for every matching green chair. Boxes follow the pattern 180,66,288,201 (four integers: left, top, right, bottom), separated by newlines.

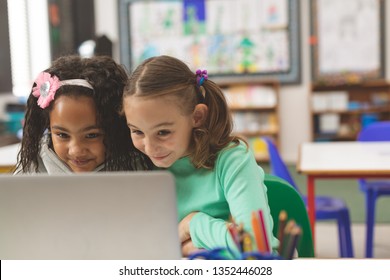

264,174,315,257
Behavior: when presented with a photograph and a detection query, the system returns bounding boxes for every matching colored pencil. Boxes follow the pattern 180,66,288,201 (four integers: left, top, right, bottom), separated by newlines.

280,219,296,258
258,209,271,253
286,226,302,260
242,232,253,253
251,211,265,252
277,210,288,254
227,223,241,251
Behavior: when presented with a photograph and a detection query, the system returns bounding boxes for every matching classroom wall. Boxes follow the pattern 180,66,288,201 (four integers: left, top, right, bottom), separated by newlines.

94,0,120,60
278,0,311,163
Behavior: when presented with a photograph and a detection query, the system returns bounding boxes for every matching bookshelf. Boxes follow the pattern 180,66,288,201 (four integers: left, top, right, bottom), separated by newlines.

310,81,390,142
219,81,280,161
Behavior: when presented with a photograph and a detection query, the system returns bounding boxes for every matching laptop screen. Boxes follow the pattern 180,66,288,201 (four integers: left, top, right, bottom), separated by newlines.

0,171,181,259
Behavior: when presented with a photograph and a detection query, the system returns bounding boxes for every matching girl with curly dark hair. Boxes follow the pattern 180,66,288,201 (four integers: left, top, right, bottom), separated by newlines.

15,55,152,173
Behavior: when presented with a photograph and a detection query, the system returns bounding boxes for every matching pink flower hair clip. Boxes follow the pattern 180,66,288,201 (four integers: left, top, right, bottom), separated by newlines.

32,72,61,109
32,72,94,109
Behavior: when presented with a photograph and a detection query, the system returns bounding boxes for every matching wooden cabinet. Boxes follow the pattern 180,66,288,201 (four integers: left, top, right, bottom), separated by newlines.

219,81,280,161
310,81,390,141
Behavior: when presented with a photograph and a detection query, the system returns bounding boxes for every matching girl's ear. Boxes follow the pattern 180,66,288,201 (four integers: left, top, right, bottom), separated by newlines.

192,104,208,127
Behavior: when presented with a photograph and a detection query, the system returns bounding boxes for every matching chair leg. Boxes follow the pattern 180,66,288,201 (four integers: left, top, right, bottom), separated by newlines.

337,210,354,258
365,190,377,258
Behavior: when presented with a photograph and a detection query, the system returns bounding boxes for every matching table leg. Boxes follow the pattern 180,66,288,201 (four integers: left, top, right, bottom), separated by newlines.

307,176,316,245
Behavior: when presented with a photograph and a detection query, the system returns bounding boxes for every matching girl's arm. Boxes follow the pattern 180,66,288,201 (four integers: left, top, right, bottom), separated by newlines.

189,143,278,254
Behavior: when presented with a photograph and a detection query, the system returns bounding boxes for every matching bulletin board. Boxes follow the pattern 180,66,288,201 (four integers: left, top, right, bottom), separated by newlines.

118,0,301,84
310,0,385,86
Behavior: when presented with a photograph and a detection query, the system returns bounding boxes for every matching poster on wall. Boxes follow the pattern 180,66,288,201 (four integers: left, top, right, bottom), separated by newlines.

119,0,301,84
310,0,385,85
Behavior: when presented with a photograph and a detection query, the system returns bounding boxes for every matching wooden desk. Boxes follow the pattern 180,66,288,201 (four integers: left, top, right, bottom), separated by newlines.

297,141,390,242
0,143,19,173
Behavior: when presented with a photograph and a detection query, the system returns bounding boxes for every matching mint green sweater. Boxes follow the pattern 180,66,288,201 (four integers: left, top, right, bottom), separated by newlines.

168,142,278,255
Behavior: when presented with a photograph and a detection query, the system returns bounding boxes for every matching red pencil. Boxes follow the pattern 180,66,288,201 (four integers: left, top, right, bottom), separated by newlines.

258,209,270,253
227,223,241,252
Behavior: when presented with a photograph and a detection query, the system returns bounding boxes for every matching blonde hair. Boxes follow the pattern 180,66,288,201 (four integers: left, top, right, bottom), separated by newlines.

123,55,246,169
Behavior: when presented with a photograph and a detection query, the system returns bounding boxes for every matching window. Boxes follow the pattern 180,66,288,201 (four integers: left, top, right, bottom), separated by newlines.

7,0,51,97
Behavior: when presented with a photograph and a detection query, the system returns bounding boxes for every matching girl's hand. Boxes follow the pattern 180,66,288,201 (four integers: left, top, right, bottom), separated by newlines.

178,212,198,243
181,239,199,257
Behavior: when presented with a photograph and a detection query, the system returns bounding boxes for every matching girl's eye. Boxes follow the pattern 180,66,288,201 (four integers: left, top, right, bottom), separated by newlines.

55,133,69,139
86,133,102,139
158,130,171,136
131,130,144,136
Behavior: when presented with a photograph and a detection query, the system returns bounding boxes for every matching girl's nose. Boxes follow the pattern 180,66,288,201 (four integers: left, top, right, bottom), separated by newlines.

68,139,87,157
144,137,159,155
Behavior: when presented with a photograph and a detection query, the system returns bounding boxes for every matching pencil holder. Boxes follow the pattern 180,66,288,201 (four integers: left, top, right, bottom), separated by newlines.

240,251,282,260
188,247,282,260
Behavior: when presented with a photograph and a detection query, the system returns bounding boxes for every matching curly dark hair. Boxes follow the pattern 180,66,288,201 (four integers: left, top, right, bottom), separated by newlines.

16,55,153,172
123,55,246,170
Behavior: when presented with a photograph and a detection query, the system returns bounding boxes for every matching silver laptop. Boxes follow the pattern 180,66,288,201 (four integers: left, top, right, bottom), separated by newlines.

0,171,181,260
